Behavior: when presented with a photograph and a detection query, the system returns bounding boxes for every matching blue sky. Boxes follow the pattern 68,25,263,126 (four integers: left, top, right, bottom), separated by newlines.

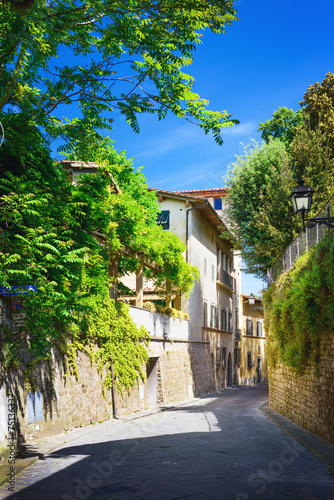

54,0,334,294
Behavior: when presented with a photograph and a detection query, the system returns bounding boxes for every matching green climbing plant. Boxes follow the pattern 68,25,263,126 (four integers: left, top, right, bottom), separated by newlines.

264,234,334,375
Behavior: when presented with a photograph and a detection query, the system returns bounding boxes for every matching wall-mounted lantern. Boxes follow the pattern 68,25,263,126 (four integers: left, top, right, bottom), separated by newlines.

290,179,334,232
248,293,263,311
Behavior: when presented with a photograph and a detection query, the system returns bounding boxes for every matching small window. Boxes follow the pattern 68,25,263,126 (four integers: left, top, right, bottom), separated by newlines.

222,347,227,368
228,310,233,332
214,198,222,210
210,304,214,328
247,352,252,369
221,308,227,331
257,321,263,337
216,347,222,368
215,306,219,329
157,210,170,230
212,264,215,282
246,318,253,336
238,348,241,365
204,258,207,276
234,347,238,366
203,301,208,327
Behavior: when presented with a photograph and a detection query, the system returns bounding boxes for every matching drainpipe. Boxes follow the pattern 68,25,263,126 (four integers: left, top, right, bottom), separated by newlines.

186,200,210,262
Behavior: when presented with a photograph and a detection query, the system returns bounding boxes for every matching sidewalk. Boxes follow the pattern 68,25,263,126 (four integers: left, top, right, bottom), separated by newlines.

260,402,334,476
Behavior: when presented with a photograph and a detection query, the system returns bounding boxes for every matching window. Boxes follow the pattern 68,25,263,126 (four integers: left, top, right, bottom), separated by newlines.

238,348,241,365
215,306,219,329
203,301,208,326
214,198,222,210
234,347,238,366
156,210,170,230
212,264,215,282
221,308,227,331
210,304,214,328
257,320,263,337
204,258,207,276
247,352,252,369
246,318,253,336
222,347,227,368
228,310,233,332
216,347,222,368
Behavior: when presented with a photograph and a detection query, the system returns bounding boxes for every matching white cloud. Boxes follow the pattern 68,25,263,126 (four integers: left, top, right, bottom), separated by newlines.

220,121,257,136
134,124,210,159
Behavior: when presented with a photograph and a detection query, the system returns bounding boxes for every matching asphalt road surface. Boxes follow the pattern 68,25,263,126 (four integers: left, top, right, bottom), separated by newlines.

1,386,334,500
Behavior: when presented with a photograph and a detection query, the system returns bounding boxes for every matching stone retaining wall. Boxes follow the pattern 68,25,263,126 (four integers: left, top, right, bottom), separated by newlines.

0,338,213,446
269,333,334,444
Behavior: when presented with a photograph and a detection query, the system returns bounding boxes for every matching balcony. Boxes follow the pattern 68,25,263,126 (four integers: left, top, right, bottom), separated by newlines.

216,269,236,292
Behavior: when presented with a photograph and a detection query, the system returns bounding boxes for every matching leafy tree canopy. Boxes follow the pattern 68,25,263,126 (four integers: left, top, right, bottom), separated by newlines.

0,133,198,390
258,107,303,146
224,140,299,279
226,73,334,279
300,72,334,150
0,0,239,150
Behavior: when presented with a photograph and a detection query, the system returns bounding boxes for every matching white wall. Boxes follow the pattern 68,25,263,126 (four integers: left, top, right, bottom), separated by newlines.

128,306,190,340
188,209,235,339
157,197,187,244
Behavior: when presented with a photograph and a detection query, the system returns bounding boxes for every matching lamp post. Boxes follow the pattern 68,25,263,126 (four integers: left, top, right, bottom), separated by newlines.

290,179,334,232
248,293,255,306
248,293,263,311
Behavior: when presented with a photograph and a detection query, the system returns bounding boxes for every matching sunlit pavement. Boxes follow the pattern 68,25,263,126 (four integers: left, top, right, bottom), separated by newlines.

1,386,334,500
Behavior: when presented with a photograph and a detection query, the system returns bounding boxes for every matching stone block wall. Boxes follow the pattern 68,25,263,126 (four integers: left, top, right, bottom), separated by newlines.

148,340,214,403
269,333,334,444
0,338,214,445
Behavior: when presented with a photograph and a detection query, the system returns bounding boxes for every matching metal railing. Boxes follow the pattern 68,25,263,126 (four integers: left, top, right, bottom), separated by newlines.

216,268,236,291
268,196,334,284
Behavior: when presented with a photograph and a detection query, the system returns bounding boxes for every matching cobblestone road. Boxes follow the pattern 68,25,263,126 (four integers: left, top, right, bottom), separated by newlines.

1,386,333,500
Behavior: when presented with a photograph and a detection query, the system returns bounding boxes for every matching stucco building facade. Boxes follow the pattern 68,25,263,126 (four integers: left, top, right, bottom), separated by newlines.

240,294,268,385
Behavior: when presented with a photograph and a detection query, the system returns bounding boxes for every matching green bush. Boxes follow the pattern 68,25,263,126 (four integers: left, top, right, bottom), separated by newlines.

264,234,334,375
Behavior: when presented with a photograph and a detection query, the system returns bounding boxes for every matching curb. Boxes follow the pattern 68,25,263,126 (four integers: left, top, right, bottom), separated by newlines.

259,402,334,476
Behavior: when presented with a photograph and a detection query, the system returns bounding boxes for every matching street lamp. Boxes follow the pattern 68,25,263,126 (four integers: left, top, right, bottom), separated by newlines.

290,179,334,232
248,293,255,306
248,293,263,311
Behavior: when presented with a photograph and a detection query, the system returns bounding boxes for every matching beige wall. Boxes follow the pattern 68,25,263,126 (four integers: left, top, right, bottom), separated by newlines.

157,194,242,385
240,300,268,385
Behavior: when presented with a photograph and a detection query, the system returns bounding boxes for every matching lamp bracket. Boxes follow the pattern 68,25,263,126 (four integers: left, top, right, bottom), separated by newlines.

302,213,334,232
305,217,334,229
251,305,264,312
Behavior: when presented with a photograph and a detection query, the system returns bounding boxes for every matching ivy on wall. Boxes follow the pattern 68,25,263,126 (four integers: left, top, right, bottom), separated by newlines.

0,135,197,395
263,233,334,375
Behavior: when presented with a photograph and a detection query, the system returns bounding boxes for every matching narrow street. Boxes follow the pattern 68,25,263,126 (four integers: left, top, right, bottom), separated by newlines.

1,386,334,500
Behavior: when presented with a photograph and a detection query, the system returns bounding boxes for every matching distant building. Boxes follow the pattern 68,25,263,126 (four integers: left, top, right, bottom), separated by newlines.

240,295,268,385
150,188,242,388
173,188,229,218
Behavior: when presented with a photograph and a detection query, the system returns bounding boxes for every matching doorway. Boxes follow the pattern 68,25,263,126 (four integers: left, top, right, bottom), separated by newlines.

146,357,159,405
